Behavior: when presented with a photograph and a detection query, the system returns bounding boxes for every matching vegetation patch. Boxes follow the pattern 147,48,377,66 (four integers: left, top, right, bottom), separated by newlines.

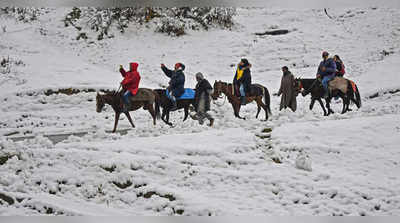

112,180,133,189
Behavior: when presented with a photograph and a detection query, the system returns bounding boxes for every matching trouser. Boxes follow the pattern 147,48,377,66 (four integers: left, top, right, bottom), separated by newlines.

239,84,246,97
322,74,335,92
195,94,213,124
168,91,177,102
123,91,133,105
197,112,213,124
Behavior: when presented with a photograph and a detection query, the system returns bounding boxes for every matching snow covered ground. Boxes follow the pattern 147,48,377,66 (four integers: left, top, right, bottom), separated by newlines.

1,7,400,215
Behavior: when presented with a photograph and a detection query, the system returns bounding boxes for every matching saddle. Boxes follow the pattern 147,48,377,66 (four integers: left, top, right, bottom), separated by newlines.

328,77,349,94
166,88,195,100
234,84,263,97
127,88,155,103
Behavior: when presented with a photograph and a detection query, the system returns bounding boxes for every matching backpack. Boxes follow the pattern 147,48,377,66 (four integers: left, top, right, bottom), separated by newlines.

339,62,345,76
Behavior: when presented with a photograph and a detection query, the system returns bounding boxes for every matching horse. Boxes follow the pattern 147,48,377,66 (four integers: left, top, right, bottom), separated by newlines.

211,81,271,120
153,89,196,126
96,89,159,133
295,78,361,116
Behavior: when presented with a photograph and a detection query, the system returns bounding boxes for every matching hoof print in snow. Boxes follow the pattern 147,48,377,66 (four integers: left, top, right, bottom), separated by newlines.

101,165,116,173
0,192,14,205
261,127,272,133
137,191,176,201
0,154,20,165
272,157,282,164
112,180,133,189
172,207,184,215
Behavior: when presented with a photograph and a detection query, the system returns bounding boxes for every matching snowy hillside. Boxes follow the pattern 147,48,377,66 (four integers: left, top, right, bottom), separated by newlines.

1,7,400,215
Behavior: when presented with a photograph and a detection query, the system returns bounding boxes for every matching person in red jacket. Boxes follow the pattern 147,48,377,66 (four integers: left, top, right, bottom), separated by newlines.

119,62,141,112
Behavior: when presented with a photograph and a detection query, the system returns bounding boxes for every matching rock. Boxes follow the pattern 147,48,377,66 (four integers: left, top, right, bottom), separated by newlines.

295,153,312,171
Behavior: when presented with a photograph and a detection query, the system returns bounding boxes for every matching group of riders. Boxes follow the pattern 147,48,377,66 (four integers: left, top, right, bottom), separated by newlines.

118,50,348,126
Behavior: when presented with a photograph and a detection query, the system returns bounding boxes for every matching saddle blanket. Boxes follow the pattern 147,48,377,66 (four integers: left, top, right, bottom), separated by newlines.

166,88,195,100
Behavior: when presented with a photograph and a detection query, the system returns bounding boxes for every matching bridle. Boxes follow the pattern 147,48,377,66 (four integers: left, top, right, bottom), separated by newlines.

212,82,227,106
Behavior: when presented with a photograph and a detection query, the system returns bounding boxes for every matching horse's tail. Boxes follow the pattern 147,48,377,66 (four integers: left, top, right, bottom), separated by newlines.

263,86,272,115
347,80,361,108
354,83,362,108
153,90,161,120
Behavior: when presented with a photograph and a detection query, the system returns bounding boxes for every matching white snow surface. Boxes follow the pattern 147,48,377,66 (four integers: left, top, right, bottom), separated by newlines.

1,7,400,215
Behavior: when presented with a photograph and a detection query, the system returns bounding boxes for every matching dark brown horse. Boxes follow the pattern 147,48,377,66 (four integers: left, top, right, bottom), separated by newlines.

295,78,361,116
153,89,196,126
211,81,271,120
96,89,159,132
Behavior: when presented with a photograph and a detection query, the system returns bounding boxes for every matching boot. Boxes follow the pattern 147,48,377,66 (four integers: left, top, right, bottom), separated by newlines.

122,103,130,113
208,118,214,127
240,96,246,105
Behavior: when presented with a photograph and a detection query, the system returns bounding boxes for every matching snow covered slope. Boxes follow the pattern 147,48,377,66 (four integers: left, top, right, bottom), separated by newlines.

1,7,400,215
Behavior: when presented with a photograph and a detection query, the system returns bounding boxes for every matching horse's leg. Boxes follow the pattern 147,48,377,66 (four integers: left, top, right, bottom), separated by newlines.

112,112,121,133
124,112,136,129
146,103,157,125
325,98,334,115
310,98,316,110
236,103,245,120
231,102,244,119
340,94,349,114
165,111,173,126
255,100,261,119
317,99,327,116
183,105,189,122
256,97,268,120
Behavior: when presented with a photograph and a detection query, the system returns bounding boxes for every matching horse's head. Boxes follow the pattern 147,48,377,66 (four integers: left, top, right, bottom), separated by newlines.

96,92,105,113
211,80,224,100
294,78,303,92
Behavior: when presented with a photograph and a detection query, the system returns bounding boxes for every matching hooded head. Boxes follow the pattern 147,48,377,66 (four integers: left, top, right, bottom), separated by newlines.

195,72,204,81
174,62,185,71
239,58,250,68
322,51,329,60
130,62,139,72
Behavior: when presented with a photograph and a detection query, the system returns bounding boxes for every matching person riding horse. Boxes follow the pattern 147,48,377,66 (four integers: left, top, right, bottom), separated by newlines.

161,63,186,111
119,62,141,112
233,58,252,105
317,51,336,98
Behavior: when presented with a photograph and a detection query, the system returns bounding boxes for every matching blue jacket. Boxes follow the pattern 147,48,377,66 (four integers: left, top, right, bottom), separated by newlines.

162,65,185,97
317,58,336,77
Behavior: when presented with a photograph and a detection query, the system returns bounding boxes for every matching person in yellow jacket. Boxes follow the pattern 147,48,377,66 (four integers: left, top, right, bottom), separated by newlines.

233,58,252,105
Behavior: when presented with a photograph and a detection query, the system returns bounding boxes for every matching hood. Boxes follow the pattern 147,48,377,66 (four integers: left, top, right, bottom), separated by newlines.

130,62,139,71
175,63,185,71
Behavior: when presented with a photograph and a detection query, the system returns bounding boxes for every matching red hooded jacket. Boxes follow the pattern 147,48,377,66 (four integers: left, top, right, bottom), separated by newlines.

120,62,140,95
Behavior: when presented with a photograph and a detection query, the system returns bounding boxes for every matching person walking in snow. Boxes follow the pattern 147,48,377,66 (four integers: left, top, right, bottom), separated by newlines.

278,66,298,112
233,58,252,105
192,72,214,126
119,62,141,112
316,51,336,98
161,63,186,111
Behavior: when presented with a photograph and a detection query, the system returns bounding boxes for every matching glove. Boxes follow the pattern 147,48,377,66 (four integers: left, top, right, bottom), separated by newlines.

119,64,123,69
161,64,165,68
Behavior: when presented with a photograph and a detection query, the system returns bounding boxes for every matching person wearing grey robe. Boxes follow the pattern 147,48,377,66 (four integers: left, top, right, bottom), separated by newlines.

278,66,298,112
191,72,214,126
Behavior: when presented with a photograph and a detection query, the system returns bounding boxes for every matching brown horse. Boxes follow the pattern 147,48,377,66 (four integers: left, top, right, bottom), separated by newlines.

96,89,159,132
211,81,271,120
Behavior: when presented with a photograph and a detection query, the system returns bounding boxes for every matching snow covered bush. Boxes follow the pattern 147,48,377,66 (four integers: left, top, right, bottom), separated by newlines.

62,7,236,40
0,7,44,22
154,17,185,36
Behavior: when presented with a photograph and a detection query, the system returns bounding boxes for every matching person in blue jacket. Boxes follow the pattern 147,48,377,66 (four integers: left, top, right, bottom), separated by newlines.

161,62,185,110
317,51,336,98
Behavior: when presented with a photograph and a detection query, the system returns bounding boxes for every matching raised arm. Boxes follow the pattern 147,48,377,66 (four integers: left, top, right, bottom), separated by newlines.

120,67,127,77
161,65,173,78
